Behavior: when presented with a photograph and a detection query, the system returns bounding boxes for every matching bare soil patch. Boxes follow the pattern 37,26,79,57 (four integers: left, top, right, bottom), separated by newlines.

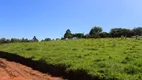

0,58,62,80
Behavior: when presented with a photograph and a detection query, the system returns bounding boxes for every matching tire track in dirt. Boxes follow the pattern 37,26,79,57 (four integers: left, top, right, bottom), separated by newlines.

0,58,62,80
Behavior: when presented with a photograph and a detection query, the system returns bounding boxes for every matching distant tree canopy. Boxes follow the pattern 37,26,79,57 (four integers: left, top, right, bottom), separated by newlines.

110,28,134,37
32,36,39,42
10,38,21,43
64,29,73,39
133,27,142,36
41,38,52,42
73,33,84,38
0,26,142,44
0,37,34,44
99,32,110,38
44,38,51,41
89,26,103,38
21,38,31,42
89,26,103,35
62,26,142,39
0,38,10,43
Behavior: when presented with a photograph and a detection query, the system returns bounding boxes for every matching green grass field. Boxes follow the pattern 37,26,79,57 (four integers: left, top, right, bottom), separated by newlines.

0,38,142,80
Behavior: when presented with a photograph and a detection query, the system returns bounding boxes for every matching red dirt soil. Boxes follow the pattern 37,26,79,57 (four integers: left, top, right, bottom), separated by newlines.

0,58,63,80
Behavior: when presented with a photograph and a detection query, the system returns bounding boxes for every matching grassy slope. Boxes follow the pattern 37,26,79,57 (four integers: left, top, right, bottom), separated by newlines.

0,38,142,80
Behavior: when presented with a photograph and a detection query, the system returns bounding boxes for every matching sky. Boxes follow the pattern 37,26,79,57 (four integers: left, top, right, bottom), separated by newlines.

0,0,142,40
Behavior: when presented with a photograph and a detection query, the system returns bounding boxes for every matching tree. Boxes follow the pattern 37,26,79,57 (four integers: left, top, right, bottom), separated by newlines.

110,28,121,37
99,32,110,38
21,38,27,42
10,38,20,43
61,37,65,40
0,38,11,44
133,27,142,36
64,29,73,39
110,28,133,37
5,39,11,43
84,34,89,38
44,38,51,41
21,38,30,42
0,38,6,43
89,26,103,38
73,33,84,38
56,38,60,40
25,38,31,42
32,36,39,42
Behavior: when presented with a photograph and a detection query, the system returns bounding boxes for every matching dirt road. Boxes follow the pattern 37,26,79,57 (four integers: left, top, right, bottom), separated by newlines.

0,58,62,80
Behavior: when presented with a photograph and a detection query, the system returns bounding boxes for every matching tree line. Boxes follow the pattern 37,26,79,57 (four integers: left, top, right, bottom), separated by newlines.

63,26,142,39
0,26,142,44
0,36,39,44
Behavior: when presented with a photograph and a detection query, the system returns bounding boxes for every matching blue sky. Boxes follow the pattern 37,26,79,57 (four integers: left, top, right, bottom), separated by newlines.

0,0,142,39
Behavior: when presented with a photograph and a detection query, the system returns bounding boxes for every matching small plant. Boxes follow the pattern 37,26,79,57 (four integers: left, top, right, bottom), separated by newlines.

136,35,138,40
112,40,116,47
26,48,33,51
108,56,112,59
124,64,139,75
121,35,125,39
72,48,77,51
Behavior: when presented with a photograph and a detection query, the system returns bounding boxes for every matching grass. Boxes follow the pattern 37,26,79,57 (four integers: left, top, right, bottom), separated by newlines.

0,38,142,80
